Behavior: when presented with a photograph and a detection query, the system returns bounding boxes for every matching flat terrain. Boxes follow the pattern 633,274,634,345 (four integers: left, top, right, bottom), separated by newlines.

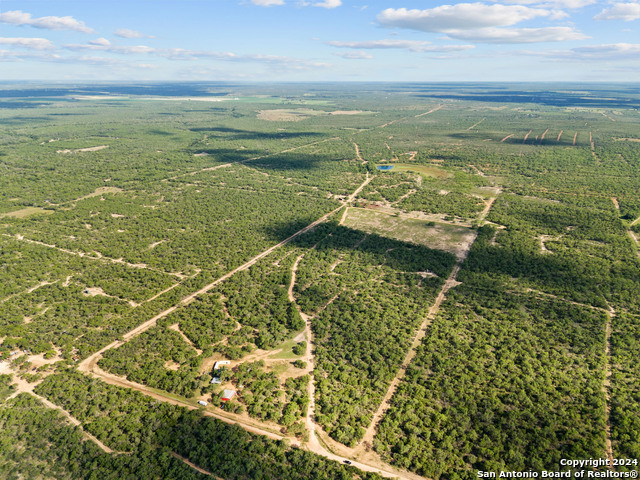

342,207,475,259
1,82,640,480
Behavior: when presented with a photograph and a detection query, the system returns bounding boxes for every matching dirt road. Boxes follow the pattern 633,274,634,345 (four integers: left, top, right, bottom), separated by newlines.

78,176,372,375
357,263,464,450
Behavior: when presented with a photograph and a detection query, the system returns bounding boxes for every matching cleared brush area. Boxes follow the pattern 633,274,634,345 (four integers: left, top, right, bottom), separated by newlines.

342,207,474,259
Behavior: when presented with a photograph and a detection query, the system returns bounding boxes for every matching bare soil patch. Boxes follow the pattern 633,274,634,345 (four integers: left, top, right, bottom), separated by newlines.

328,110,366,115
165,360,181,371
258,109,373,122
0,207,54,219
57,145,108,154
257,109,323,121
73,186,123,203
83,287,109,297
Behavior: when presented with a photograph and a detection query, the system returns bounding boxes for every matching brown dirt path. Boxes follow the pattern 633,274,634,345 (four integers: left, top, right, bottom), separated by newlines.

339,206,349,225
169,323,203,354
523,130,532,143
414,105,443,118
512,287,615,467
170,452,223,479
353,142,366,164
467,118,485,130
557,130,564,142
603,303,615,470
1,361,114,454
540,128,549,142
4,234,187,279
357,262,464,451
355,193,498,455
611,197,619,211
78,177,373,375
500,134,514,143
32,391,115,454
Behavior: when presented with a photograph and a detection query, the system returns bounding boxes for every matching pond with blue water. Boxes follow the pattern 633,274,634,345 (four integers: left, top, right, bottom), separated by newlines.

376,165,394,171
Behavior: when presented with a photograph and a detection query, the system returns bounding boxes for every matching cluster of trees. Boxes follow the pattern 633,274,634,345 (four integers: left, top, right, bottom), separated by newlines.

357,166,488,220
164,294,237,351
10,175,338,278
282,375,309,433
231,361,284,422
33,371,381,479
474,195,640,313
209,361,309,433
610,311,640,466
376,264,609,477
218,259,305,350
293,226,456,446
0,394,207,480
357,174,415,204
244,137,368,196
399,188,484,219
376,181,640,475
0,236,75,300
99,326,205,397
0,374,15,402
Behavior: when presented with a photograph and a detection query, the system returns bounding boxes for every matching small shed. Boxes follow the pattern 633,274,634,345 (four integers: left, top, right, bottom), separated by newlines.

213,361,231,370
210,377,222,385
221,389,236,402
198,400,208,407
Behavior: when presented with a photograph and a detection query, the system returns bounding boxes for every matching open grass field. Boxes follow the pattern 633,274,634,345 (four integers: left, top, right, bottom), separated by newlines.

376,163,451,179
342,207,474,259
0,207,54,218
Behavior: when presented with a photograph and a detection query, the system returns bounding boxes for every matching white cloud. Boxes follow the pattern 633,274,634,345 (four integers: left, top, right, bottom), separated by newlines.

0,10,93,33
551,0,597,7
333,51,374,59
377,4,554,31
0,49,61,61
64,43,156,54
376,4,587,43
447,26,588,42
0,37,55,50
69,55,160,68
0,49,160,69
328,39,474,51
299,0,342,7
251,0,286,5
495,0,596,8
89,38,111,47
313,0,342,8
594,2,640,20
521,43,640,61
114,28,155,38
329,39,433,50
72,43,329,70
571,42,640,58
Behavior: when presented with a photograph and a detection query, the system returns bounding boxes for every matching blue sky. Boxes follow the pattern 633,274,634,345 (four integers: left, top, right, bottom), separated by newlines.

0,0,638,81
